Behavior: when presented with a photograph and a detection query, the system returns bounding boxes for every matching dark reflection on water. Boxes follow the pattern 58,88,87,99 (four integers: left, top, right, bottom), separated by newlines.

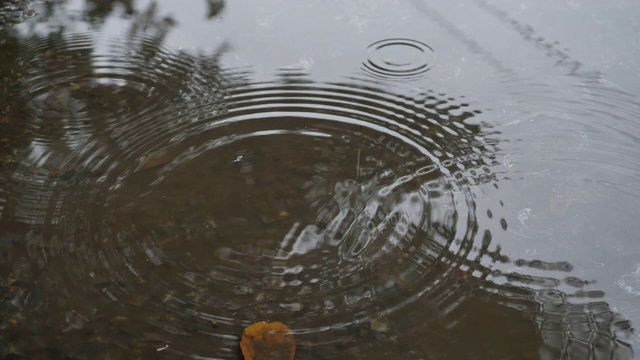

0,0,36,31
0,1,638,359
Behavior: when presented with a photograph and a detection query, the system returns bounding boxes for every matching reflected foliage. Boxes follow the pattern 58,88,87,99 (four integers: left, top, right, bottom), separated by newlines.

86,0,135,20
207,0,225,19
0,0,34,31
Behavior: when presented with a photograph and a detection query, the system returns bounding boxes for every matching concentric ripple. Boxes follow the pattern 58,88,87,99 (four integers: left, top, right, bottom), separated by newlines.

361,38,434,81
18,32,231,144
57,80,495,329
5,30,239,227
6,47,505,354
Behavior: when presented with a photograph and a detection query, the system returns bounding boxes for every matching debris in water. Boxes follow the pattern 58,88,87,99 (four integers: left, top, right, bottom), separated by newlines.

370,317,390,333
240,321,295,360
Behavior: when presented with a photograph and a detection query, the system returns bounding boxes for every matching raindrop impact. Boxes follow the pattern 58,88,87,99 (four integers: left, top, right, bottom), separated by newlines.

362,38,434,81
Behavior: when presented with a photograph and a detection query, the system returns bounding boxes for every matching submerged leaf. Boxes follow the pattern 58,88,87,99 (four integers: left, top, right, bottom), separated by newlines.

240,321,295,360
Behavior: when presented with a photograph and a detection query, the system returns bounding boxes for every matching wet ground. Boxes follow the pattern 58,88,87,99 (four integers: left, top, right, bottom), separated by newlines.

1,0,640,359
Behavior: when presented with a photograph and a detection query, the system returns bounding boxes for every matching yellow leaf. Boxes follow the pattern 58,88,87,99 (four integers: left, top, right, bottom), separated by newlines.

240,321,296,360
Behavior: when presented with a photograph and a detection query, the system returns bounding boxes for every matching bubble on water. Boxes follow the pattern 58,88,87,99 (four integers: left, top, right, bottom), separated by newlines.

617,264,640,296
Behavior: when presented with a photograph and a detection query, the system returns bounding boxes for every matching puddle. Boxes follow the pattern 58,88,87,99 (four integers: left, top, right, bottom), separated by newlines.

1,0,639,359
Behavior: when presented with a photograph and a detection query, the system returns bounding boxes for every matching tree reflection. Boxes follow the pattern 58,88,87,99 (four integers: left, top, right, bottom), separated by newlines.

0,0,227,169
206,0,225,19
85,0,135,20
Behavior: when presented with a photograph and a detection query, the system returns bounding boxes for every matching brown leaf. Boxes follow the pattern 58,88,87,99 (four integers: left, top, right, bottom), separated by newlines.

240,321,295,360
141,150,172,170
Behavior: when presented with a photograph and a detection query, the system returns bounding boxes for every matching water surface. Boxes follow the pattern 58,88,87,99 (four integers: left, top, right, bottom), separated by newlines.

1,0,639,359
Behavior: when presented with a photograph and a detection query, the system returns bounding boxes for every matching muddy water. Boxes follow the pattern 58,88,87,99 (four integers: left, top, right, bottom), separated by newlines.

1,0,640,359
